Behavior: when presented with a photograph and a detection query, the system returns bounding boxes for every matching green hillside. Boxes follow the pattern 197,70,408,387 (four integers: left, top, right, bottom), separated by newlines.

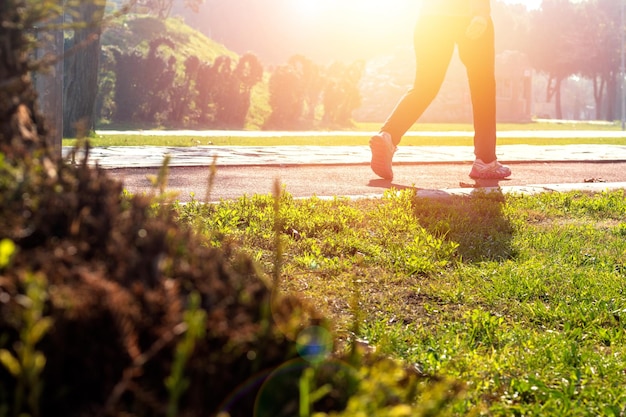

101,14,238,63
98,14,270,130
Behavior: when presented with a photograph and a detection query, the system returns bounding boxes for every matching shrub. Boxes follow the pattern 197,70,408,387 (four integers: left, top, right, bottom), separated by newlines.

0,149,328,416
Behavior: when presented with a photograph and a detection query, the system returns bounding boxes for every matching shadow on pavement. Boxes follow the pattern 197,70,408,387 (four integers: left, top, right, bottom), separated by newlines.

367,178,419,192
458,178,509,188
367,177,510,191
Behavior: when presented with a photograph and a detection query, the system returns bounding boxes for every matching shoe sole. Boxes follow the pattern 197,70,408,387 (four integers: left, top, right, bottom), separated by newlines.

370,136,394,180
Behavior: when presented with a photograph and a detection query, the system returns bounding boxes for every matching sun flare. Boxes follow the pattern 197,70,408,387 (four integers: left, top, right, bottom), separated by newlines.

291,0,330,18
285,0,419,62
291,0,403,22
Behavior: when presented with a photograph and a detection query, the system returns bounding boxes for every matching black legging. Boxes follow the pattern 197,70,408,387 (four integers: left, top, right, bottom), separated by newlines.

380,14,497,163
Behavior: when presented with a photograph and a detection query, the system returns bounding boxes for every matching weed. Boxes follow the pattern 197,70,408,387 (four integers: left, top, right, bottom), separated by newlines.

165,291,207,417
0,273,52,417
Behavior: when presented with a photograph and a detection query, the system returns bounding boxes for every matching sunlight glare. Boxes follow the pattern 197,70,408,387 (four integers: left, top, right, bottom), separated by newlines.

503,0,542,9
292,0,402,22
292,0,331,18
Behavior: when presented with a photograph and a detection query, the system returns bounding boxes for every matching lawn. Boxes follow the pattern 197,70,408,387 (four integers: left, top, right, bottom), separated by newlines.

64,121,626,147
174,187,626,415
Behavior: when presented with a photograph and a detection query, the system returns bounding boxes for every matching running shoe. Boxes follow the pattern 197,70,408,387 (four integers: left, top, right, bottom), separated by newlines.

469,158,512,179
369,132,396,180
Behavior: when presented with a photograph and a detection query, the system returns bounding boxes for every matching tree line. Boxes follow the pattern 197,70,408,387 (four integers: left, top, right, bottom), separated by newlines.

532,0,624,120
96,37,364,129
493,0,624,120
93,40,364,131
98,38,263,128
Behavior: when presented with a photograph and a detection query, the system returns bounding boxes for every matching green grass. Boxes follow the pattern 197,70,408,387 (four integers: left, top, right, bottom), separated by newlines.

64,121,626,147
174,188,626,415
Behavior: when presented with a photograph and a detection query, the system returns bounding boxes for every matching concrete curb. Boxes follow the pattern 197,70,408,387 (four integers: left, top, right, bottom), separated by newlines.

418,182,626,198
303,182,626,201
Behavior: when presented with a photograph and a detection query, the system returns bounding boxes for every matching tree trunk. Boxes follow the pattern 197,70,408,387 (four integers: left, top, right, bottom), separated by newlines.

63,2,105,138
548,76,564,120
0,0,50,159
555,78,563,120
605,72,617,122
593,76,605,121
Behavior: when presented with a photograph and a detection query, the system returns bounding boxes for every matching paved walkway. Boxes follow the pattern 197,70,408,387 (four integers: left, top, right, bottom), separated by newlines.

65,144,626,168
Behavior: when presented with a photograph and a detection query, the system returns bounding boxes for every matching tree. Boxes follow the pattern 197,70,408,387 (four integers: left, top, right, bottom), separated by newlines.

288,55,323,123
64,0,205,136
111,48,144,122
209,55,235,126
526,0,583,119
0,0,51,158
492,1,531,54
584,0,622,121
168,55,201,124
322,60,364,127
63,0,106,137
195,61,216,124
110,36,178,124
140,37,178,122
266,63,306,129
134,0,204,19
265,55,323,129
223,52,263,128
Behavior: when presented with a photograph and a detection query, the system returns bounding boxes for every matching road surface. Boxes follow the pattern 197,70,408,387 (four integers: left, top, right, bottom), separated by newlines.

106,161,626,202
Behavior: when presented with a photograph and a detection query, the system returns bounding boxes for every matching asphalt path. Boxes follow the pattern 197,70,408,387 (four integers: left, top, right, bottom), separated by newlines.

107,161,626,202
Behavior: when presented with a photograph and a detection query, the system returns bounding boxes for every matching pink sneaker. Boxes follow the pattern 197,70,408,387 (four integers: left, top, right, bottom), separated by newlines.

369,132,396,180
469,158,512,179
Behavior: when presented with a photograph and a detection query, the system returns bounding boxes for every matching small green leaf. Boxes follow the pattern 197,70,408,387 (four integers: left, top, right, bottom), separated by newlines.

27,317,54,346
0,349,21,377
0,239,16,269
33,351,47,373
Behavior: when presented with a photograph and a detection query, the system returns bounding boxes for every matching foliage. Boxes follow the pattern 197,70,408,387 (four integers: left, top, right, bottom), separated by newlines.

62,0,107,137
0,272,51,417
526,0,583,119
0,147,330,416
322,61,365,128
106,28,263,128
266,55,364,130
0,0,50,156
266,55,318,129
97,15,264,130
524,0,625,121
130,0,204,19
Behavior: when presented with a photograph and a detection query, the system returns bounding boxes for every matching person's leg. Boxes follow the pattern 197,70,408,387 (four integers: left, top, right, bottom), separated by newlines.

380,15,458,146
457,18,497,163
370,15,459,180
457,18,511,179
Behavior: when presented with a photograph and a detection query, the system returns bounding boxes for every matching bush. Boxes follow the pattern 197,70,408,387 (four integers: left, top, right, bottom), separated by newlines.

0,149,327,416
